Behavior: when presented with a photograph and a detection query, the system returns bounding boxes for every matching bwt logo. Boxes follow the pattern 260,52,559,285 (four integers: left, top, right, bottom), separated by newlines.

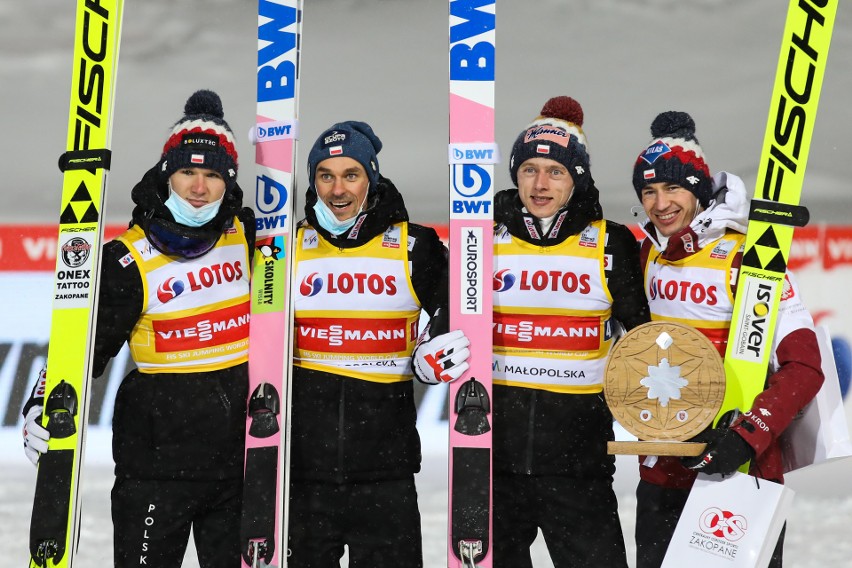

493,269,516,292
257,123,292,139
300,273,323,297
699,507,747,542
256,174,288,214
452,148,496,162
452,164,491,198
452,164,492,216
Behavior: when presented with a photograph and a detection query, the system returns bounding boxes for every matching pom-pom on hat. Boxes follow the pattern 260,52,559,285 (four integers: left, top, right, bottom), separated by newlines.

307,121,383,191
632,111,712,207
159,90,239,190
509,96,591,189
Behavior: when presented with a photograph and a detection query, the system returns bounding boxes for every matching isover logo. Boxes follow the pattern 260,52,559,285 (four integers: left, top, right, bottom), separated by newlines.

731,279,777,361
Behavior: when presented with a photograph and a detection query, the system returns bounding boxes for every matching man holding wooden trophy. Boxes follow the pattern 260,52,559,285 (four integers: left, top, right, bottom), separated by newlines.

604,111,824,568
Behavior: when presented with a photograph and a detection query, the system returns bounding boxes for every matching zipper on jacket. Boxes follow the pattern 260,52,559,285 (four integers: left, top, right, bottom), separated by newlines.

336,381,346,483
525,391,537,474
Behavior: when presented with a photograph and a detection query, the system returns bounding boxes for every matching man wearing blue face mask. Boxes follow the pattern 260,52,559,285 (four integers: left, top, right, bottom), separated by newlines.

22,90,255,567
287,120,470,566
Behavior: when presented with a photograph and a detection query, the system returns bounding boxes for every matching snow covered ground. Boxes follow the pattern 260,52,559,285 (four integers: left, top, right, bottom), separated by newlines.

3,0,852,566
3,427,852,568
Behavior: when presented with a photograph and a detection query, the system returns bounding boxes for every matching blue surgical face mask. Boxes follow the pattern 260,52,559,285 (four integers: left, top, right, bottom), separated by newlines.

312,195,365,235
164,184,224,227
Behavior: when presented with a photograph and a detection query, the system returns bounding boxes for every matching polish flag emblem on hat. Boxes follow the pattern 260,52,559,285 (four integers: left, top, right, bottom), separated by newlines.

191,154,205,164
643,169,655,180
329,146,343,156
536,144,550,155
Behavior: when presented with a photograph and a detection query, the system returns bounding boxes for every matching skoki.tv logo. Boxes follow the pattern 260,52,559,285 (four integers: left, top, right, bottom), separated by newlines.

60,236,91,268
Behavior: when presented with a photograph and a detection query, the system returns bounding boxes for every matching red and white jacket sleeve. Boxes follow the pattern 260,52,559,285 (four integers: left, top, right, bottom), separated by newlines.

729,270,824,458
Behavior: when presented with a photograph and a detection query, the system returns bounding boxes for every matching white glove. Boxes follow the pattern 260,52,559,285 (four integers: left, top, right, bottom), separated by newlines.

412,329,471,384
23,405,50,466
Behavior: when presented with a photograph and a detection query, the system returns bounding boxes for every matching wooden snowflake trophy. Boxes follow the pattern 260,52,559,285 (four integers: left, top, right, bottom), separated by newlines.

604,321,725,456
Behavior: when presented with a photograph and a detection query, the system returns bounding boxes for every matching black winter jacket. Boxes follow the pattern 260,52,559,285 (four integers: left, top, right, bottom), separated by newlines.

492,182,649,479
289,176,447,483
93,165,255,481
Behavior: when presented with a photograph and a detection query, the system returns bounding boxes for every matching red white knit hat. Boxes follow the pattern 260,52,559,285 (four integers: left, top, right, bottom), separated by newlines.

159,90,239,190
632,111,712,207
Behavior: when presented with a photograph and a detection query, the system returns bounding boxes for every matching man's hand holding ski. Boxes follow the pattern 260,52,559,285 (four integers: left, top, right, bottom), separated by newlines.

413,329,471,384
682,427,755,476
22,365,50,466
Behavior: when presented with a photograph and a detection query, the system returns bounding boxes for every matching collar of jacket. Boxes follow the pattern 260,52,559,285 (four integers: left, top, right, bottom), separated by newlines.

494,182,603,246
129,163,245,234
301,175,410,247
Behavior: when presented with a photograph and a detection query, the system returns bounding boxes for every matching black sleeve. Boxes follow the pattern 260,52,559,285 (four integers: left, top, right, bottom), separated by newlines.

238,207,256,264
408,223,449,335
605,221,650,331
92,239,143,378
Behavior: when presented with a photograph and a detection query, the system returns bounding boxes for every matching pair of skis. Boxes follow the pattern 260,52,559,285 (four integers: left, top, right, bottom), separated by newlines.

719,0,837,433
244,3,499,567
241,1,303,567
25,1,303,567
28,0,124,567
447,1,497,567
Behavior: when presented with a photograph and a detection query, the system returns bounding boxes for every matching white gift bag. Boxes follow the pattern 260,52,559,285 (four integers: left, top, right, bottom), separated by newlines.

661,472,794,568
779,325,852,472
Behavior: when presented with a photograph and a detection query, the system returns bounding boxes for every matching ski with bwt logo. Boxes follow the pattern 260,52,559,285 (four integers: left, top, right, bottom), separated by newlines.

447,1,497,566
240,1,303,566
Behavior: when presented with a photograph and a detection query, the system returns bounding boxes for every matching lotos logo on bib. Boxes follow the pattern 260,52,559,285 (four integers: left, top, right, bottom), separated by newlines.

157,277,185,303
493,269,516,292
300,272,323,297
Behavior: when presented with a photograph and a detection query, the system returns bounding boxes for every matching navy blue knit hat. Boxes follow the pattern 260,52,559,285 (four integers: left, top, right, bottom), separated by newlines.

307,121,382,191
632,111,712,207
509,96,591,189
159,90,239,190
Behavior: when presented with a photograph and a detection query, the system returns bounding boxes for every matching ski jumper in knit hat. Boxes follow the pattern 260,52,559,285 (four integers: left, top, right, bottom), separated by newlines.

159,89,239,191
632,111,712,207
508,96,591,191
306,121,383,192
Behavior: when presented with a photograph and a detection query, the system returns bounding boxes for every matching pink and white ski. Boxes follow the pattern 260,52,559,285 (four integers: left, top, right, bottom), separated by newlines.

447,1,497,566
241,2,302,567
